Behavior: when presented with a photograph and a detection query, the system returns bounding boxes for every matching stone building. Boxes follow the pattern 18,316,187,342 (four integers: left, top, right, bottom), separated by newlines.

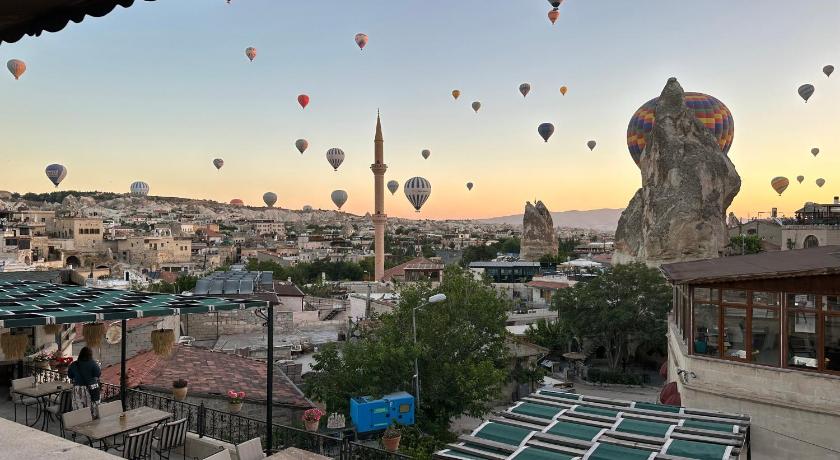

107,229,192,272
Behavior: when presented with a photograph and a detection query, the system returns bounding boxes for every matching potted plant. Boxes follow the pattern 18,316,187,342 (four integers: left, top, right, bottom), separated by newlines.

381,424,402,452
30,350,52,370
227,389,245,414
302,408,324,432
172,379,188,401
49,351,73,375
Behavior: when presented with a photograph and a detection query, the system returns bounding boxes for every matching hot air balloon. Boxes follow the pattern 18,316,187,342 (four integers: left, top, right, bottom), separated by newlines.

471,101,481,113
295,139,309,154
298,94,310,109
7,59,26,80
452,90,461,100
245,47,256,62
421,149,431,160
45,164,67,187
825,65,835,78
770,177,789,196
404,177,431,212
302,205,313,212
326,148,345,171
627,92,734,166
797,175,805,184
798,84,815,102
587,140,597,151
519,83,531,98
387,180,399,195
548,9,559,24
811,148,820,157
547,0,563,6
538,123,554,142
817,178,826,188
466,182,474,191
354,33,368,50
263,192,277,207
213,158,224,170
559,86,568,96
331,190,348,210
130,181,150,197
230,199,244,207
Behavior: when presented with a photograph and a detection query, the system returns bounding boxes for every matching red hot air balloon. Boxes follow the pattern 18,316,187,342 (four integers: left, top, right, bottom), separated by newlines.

354,33,368,50
298,94,310,109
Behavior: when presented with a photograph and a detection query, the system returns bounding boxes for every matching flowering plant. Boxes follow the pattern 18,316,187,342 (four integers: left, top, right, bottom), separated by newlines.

29,350,52,362
50,350,73,366
227,390,245,404
302,408,325,423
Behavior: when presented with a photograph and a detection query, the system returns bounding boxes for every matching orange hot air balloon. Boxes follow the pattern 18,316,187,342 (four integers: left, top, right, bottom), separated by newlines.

452,89,461,100
560,86,568,96
298,94,310,109
770,176,789,196
548,9,560,25
7,59,26,80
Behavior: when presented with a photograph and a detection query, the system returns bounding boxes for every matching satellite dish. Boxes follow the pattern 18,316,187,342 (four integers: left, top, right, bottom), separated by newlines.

105,323,123,345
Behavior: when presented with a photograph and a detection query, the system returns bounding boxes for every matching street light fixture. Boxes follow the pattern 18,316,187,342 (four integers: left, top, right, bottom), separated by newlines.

413,293,446,412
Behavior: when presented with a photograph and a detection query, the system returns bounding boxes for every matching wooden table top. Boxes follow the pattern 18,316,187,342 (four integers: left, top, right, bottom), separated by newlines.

68,406,171,440
15,382,68,398
266,447,331,460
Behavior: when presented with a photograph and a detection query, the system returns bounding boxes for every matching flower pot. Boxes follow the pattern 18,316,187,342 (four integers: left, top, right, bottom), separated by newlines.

382,435,401,452
304,420,319,432
172,387,188,401
228,402,242,414
33,361,51,370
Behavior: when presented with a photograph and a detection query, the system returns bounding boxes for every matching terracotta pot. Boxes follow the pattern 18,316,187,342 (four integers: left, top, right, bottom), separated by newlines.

382,435,401,452
304,420,319,432
228,402,243,414
172,387,188,401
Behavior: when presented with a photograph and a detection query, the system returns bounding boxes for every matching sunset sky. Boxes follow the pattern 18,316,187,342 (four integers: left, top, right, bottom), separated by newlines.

1,0,839,220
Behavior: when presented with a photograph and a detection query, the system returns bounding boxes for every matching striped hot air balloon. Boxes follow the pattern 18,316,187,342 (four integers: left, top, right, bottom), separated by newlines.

263,192,277,207
519,83,531,98
45,164,67,187
326,148,345,171
130,181,150,196
7,59,26,80
627,93,734,166
770,177,789,196
404,176,431,212
387,180,399,195
331,190,348,210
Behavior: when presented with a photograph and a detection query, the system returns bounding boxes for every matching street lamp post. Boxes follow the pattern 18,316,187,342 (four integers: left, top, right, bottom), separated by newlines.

412,293,446,412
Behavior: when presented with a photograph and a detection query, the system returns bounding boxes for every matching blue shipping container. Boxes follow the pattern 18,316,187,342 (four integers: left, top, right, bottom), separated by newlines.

349,391,415,433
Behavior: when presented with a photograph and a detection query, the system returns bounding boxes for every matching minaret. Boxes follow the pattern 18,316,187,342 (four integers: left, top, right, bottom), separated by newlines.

371,111,387,281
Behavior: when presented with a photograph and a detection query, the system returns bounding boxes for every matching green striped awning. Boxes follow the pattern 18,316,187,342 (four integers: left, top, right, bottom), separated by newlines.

664,439,732,460
0,280,267,327
614,419,675,438
511,402,564,420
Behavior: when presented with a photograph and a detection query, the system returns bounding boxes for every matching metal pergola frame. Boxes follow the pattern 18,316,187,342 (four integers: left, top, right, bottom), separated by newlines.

0,280,277,454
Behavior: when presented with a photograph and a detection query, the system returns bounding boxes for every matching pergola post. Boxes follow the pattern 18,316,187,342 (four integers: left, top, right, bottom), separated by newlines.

120,318,127,408
265,303,274,455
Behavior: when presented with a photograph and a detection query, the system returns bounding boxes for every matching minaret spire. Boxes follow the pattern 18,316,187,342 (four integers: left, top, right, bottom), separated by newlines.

371,111,388,282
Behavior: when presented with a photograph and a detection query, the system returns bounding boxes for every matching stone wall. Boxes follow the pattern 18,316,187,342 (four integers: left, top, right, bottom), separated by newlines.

182,310,293,342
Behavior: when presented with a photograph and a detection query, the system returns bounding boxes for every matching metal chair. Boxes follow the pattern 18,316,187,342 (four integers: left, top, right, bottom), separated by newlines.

152,418,187,460
11,376,38,424
123,427,155,460
44,389,73,434
235,437,265,460
98,400,123,418
62,407,93,442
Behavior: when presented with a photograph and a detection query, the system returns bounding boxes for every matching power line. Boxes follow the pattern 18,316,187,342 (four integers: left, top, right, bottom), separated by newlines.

751,424,840,455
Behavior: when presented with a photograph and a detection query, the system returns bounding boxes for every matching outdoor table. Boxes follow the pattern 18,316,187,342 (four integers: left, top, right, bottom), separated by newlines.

67,406,172,450
14,381,69,430
266,447,331,460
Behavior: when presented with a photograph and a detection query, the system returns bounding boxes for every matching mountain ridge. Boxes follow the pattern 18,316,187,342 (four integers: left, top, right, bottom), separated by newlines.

478,208,623,231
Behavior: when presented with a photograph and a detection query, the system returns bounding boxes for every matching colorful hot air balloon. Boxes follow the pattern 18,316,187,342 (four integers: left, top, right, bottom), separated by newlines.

547,0,563,6
559,86,568,96
587,140,597,151
230,199,244,207
331,190,348,210
627,92,734,166
466,182,474,191
421,149,431,160
798,84,815,102
326,148,345,171
45,164,67,187
471,101,481,113
404,177,431,212
824,65,835,78
354,33,368,50
130,181,149,197
797,175,805,184
548,9,560,24
263,192,277,207
816,178,826,188
811,147,820,157
7,59,26,80
245,47,256,62
519,83,531,98
213,158,224,170
295,139,309,154
298,94,310,109
770,177,789,196
452,90,461,100
538,123,554,142
387,180,399,195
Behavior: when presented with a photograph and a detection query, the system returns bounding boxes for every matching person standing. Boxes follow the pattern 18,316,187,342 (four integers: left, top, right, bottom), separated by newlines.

67,346,101,418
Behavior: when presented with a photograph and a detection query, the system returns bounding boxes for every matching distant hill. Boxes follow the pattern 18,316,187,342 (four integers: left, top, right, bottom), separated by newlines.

479,208,623,231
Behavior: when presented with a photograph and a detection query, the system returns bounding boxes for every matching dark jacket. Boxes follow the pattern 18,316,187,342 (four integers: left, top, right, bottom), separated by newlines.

68,359,101,386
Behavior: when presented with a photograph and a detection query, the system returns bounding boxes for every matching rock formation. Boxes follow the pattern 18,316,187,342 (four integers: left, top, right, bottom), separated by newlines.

614,78,741,266
520,201,557,261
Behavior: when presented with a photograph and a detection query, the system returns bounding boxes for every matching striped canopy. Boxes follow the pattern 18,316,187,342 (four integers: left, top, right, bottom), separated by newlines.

0,280,267,328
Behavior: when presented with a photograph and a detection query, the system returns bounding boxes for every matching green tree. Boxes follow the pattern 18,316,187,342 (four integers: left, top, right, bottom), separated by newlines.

525,318,570,352
729,234,762,255
553,262,671,370
499,237,520,255
305,267,511,437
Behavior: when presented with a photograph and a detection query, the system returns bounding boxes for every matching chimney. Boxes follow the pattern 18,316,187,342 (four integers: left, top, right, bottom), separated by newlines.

834,196,839,205
771,208,778,218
